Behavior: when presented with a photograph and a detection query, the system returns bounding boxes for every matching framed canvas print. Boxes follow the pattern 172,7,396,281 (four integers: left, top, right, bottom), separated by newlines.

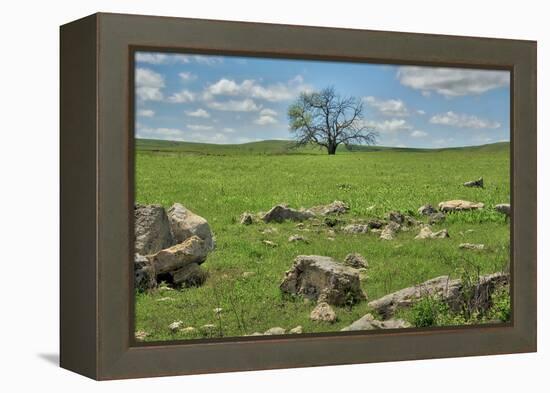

60,13,537,380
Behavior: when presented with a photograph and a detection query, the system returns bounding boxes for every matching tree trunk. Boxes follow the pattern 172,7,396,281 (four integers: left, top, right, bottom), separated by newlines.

327,144,337,155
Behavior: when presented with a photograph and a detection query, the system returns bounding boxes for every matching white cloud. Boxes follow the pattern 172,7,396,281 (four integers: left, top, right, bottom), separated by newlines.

185,108,210,118
410,130,428,138
397,66,509,97
222,127,235,133
166,89,195,103
137,109,155,117
187,124,214,131
136,125,185,140
416,110,426,115
135,68,164,101
254,115,277,125
206,98,260,112
179,72,197,82
204,76,311,102
135,52,222,66
259,108,277,117
429,111,501,129
364,96,409,117
364,119,412,133
135,53,190,64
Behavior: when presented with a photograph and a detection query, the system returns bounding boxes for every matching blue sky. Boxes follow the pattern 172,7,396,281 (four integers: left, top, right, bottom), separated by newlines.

135,51,510,148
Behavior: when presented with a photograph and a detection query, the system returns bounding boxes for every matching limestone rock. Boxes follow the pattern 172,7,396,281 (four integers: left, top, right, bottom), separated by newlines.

280,255,366,305
342,224,369,234
261,204,314,223
134,253,157,292
240,212,254,225
459,243,485,250
289,326,303,334
264,327,286,335
310,302,337,323
135,330,148,341
418,204,436,216
181,327,196,334
464,177,484,188
288,234,308,243
341,313,411,331
495,203,511,220
368,272,509,319
380,221,400,240
169,321,183,332
308,200,349,216
167,203,215,250
438,200,484,212
149,235,208,275
386,211,405,224
367,219,385,229
262,240,278,247
344,253,368,269
134,204,173,255
172,262,207,287
415,226,449,239
428,212,446,225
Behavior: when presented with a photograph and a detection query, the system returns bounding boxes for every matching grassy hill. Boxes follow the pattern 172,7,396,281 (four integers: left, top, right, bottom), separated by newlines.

136,138,510,156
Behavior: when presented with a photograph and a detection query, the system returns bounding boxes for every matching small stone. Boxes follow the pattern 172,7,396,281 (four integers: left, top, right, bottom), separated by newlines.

200,324,216,332
262,240,278,247
308,200,349,216
464,177,484,188
213,307,223,315
495,203,511,220
169,321,183,332
418,204,436,216
342,224,369,234
344,253,368,269
262,204,314,223
340,314,411,331
240,212,254,225
242,271,255,278
264,327,286,335
261,227,278,234
289,325,303,334
134,330,148,341
387,211,405,224
310,302,337,323
156,297,174,302
367,219,385,229
459,243,485,250
288,234,308,243
249,332,264,336
415,226,449,239
181,326,196,334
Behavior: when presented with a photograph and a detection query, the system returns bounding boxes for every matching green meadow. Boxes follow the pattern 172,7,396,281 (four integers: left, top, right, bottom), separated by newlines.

134,139,510,341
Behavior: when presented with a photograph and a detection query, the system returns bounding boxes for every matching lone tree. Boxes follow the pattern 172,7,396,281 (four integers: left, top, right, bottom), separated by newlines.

288,87,378,155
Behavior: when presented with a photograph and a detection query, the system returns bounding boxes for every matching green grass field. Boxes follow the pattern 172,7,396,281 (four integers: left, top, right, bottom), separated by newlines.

135,139,510,341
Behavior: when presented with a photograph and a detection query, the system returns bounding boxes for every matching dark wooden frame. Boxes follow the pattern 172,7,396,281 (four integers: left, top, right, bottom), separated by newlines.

60,12,537,380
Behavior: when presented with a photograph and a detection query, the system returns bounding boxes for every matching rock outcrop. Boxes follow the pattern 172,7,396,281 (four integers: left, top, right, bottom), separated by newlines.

261,204,314,223
280,255,366,306
135,204,173,255
438,200,484,212
341,313,411,331
168,203,215,250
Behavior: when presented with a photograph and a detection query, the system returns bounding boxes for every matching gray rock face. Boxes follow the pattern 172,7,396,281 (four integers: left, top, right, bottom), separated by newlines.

464,177,484,188
495,203,511,219
308,200,349,216
280,255,366,306
261,204,314,223
134,253,157,292
344,253,369,269
149,235,208,275
135,204,173,255
415,226,449,239
288,234,308,243
310,302,337,322
342,224,369,234
418,204,436,216
341,313,411,331
239,212,254,225
367,219,385,229
368,272,509,319
438,200,484,212
428,212,446,225
167,203,215,251
380,221,400,240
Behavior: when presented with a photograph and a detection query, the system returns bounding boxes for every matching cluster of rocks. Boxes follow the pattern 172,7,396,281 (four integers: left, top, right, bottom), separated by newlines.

134,203,215,291
240,200,349,225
